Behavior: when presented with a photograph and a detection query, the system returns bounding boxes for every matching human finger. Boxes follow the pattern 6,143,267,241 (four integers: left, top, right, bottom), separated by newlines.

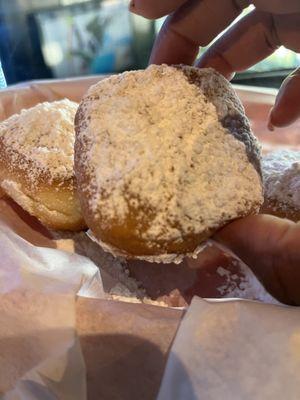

130,0,300,22
253,0,300,14
197,9,300,77
214,215,300,305
269,68,300,128
196,9,281,79
130,0,188,19
149,0,246,65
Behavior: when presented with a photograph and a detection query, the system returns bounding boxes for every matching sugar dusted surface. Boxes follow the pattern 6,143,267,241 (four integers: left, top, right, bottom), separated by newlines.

0,99,78,186
216,263,278,304
76,65,263,253
262,150,300,210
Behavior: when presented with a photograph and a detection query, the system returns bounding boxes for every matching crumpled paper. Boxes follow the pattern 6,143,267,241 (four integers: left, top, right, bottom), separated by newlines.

0,217,183,400
0,220,104,398
158,297,300,400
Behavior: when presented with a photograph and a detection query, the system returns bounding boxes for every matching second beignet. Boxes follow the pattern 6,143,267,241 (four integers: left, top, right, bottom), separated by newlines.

0,99,86,231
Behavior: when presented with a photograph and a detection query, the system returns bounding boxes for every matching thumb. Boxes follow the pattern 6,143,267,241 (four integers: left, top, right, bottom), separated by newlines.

269,68,300,128
214,215,300,305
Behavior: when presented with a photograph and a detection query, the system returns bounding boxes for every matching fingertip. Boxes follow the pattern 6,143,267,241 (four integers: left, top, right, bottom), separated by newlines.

129,0,137,14
129,0,188,19
269,104,293,128
269,69,300,128
267,120,275,132
129,0,157,18
149,21,199,66
196,52,235,80
267,108,275,131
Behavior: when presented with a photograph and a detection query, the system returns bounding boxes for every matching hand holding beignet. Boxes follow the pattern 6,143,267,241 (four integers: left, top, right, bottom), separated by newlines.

75,65,263,261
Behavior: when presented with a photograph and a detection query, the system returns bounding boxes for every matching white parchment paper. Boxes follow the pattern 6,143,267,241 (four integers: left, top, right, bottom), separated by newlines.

158,297,300,400
0,221,104,398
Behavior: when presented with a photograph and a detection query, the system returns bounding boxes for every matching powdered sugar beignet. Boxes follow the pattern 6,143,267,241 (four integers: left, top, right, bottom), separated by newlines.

262,150,300,222
0,99,86,231
75,65,263,260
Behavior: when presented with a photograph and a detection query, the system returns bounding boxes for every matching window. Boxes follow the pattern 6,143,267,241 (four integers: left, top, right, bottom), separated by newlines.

0,0,139,84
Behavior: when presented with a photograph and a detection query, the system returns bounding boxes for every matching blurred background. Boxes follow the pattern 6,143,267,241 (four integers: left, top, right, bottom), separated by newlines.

0,0,299,87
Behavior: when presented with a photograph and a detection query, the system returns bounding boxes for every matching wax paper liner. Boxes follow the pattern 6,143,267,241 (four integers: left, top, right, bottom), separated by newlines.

158,297,300,400
0,220,104,398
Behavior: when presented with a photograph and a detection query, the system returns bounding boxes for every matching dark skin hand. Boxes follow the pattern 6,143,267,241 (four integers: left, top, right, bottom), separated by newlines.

130,0,300,305
215,215,300,305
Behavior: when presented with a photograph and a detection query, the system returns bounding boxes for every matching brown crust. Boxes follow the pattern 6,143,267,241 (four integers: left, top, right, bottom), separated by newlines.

177,65,262,177
74,66,262,258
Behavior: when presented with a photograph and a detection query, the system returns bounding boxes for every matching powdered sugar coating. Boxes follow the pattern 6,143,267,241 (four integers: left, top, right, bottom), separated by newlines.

262,150,300,210
179,66,261,175
75,65,263,257
0,99,78,187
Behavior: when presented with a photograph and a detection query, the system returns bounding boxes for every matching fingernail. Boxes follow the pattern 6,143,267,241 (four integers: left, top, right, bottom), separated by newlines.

267,120,275,132
267,107,275,132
